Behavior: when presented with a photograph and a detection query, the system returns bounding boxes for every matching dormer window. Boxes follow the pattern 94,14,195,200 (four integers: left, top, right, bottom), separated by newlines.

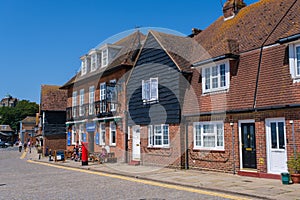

81,56,90,76
91,54,97,72
81,59,87,76
102,48,108,67
202,61,230,94
288,43,300,82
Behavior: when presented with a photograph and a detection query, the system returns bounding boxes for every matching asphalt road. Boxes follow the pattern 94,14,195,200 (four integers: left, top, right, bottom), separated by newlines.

0,147,231,200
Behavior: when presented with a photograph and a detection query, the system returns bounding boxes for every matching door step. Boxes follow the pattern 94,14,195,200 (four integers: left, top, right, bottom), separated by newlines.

129,160,140,166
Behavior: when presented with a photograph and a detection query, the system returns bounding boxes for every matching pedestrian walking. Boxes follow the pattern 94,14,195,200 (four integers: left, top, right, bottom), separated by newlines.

18,140,22,152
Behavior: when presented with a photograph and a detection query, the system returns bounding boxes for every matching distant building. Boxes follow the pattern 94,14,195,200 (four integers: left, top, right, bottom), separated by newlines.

0,95,18,107
38,85,67,155
20,116,37,143
0,125,15,142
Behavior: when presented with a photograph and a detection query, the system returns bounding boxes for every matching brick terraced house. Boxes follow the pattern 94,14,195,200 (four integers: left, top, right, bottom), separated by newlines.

61,31,144,162
181,0,300,178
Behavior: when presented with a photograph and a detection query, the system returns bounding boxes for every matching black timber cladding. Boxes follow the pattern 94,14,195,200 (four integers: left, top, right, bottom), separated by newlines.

127,33,184,126
43,111,66,136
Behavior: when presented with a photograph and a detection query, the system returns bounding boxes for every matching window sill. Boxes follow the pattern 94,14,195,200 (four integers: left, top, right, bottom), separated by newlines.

193,148,225,152
143,100,159,105
202,89,228,96
147,146,170,149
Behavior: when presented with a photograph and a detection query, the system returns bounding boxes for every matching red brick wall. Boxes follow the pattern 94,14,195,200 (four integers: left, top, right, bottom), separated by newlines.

43,135,66,155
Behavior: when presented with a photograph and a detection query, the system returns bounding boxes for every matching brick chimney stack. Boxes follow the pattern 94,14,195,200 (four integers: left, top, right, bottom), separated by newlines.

223,0,246,20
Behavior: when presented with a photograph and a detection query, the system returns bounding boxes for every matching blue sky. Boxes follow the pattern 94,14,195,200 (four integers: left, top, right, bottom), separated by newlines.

0,0,257,103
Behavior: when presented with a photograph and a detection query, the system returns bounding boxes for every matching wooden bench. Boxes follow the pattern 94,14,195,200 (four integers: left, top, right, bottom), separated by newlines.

89,152,102,164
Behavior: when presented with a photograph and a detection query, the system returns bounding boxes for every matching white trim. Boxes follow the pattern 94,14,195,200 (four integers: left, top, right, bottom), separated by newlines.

202,61,230,94
193,121,224,151
92,116,122,121
66,119,87,125
288,42,300,83
109,121,116,146
265,117,288,174
238,119,255,170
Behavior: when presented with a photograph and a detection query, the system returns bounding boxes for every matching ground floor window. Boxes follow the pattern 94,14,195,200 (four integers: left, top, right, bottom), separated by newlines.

148,124,169,147
72,126,76,145
99,123,106,145
193,121,224,150
110,122,116,146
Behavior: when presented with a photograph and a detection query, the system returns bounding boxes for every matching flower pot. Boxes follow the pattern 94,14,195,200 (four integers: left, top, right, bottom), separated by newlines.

291,174,300,184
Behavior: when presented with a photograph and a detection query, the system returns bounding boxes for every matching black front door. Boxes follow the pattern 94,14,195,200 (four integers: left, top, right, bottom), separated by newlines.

241,123,257,169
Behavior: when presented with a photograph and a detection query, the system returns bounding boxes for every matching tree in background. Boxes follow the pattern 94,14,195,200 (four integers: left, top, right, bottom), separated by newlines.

0,100,39,131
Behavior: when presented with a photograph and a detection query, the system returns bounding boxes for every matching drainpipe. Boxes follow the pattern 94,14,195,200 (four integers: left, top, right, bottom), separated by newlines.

185,117,189,170
290,120,297,159
124,110,128,163
230,122,235,174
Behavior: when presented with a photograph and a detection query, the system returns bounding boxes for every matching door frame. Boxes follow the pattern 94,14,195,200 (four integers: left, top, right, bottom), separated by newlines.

132,125,141,161
265,117,288,174
238,119,256,171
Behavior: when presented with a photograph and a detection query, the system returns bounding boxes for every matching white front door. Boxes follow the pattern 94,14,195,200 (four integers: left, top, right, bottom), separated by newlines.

266,118,288,174
132,126,141,161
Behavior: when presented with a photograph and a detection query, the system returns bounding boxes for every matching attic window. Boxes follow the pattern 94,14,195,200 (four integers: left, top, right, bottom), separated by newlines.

102,48,108,67
202,61,230,94
288,43,300,82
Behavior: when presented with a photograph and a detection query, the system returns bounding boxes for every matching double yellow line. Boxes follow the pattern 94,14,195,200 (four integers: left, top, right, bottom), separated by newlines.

27,160,249,200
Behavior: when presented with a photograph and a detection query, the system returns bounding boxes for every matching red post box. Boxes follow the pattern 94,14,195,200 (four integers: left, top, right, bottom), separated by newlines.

81,142,88,166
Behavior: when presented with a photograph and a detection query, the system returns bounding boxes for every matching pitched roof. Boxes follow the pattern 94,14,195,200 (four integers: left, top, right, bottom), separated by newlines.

0,125,13,132
149,30,207,71
21,116,36,124
40,85,67,111
193,0,300,62
61,31,145,88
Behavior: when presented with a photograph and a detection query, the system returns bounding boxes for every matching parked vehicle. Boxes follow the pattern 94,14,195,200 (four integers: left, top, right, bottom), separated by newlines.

5,141,13,147
0,141,8,148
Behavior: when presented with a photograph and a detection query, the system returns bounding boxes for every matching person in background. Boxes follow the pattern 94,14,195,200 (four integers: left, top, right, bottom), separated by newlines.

18,140,22,152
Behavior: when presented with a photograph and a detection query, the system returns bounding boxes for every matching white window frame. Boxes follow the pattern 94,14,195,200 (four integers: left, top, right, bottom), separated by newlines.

79,124,84,144
110,122,116,146
81,59,87,76
102,48,108,67
72,91,77,118
99,123,106,146
148,124,169,148
79,89,85,116
72,126,76,145
109,79,116,111
202,61,230,94
100,82,106,113
91,53,98,72
193,121,224,150
142,78,158,103
89,86,95,115
288,42,300,82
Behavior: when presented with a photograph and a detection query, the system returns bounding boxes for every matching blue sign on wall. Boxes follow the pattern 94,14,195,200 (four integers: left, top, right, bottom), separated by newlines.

95,132,99,145
83,133,87,142
67,132,71,146
86,122,96,132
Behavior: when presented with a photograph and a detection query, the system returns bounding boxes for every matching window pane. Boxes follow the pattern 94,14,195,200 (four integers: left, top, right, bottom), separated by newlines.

145,80,150,100
163,125,169,145
212,66,218,76
150,78,158,100
270,122,277,149
205,68,210,90
278,122,285,149
220,64,226,87
203,136,215,147
217,124,223,147
195,124,201,146
296,46,300,75
203,124,214,133
148,125,153,146
212,77,218,88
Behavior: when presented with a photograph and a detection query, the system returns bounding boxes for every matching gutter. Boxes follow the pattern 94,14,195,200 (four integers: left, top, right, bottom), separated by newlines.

192,53,239,68
183,103,300,118
276,33,300,44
